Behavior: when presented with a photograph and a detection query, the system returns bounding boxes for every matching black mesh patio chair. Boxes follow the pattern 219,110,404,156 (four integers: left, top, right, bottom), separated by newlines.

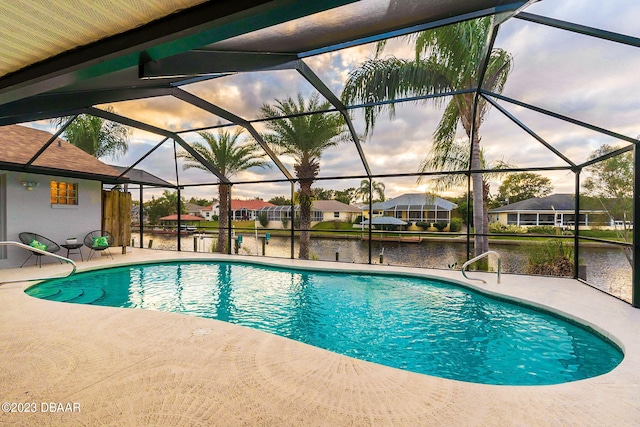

84,230,115,261
18,232,61,268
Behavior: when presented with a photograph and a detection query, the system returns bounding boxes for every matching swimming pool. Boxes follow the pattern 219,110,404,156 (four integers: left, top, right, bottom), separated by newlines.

25,261,622,385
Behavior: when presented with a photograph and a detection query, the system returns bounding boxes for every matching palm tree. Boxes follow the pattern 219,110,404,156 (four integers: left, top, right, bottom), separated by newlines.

178,128,269,253
356,179,386,203
259,93,348,259
342,17,512,257
52,107,130,159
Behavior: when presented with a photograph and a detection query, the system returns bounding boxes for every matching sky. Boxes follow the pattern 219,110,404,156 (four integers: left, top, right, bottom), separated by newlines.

30,0,640,204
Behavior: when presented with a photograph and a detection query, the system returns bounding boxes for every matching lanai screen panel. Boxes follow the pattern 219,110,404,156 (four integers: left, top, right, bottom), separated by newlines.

183,69,329,121
175,128,287,187
97,97,230,133
487,98,634,167
525,0,640,38
493,15,640,142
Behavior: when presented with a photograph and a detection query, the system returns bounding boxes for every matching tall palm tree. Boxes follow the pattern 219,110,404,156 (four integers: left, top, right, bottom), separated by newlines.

259,93,348,259
52,107,130,159
356,179,386,203
342,17,512,257
178,128,269,253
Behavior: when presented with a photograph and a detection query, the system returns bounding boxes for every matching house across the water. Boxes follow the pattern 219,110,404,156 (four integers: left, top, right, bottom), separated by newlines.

371,193,457,225
488,193,619,228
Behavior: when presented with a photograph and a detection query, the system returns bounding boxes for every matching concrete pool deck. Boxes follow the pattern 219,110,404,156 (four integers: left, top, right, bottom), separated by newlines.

1,248,639,426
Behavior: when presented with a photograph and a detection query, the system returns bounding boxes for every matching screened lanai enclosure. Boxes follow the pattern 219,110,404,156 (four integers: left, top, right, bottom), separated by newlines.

1,0,639,307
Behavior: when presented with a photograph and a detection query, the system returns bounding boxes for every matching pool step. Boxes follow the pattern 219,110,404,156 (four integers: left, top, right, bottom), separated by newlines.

68,287,106,304
28,287,61,299
41,287,83,302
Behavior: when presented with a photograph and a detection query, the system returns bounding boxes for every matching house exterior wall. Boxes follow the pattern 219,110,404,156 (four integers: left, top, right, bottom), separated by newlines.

1,171,103,268
320,211,354,222
490,210,611,228
377,209,451,223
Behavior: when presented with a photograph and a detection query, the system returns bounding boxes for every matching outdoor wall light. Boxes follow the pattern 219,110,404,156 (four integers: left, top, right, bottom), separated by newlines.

21,181,39,191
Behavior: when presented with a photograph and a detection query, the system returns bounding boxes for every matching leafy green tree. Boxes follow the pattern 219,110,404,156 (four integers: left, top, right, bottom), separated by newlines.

144,190,186,225
313,187,335,200
496,172,553,205
355,179,386,203
452,193,473,226
334,188,357,205
268,196,292,206
178,128,269,253
342,17,513,257
188,196,216,206
260,93,349,259
583,144,633,265
583,145,633,206
52,107,130,159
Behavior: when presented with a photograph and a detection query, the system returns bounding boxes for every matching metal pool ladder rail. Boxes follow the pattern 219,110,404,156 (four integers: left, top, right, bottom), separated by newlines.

0,241,77,285
461,250,501,284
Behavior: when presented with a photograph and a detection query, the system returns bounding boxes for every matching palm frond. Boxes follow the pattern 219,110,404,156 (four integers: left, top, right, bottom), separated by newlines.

342,57,452,134
178,127,270,180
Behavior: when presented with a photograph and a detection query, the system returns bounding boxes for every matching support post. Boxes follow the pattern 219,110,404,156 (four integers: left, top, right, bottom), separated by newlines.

633,145,640,307
139,184,144,249
368,177,373,264
290,182,295,259
574,169,580,279
177,186,181,251
227,184,233,255
465,173,471,260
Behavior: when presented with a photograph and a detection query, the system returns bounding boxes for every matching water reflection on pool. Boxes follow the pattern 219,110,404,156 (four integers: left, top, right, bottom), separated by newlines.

132,233,632,303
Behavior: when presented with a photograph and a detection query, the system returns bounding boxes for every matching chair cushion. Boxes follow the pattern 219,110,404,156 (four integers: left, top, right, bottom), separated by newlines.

92,236,109,248
29,239,48,251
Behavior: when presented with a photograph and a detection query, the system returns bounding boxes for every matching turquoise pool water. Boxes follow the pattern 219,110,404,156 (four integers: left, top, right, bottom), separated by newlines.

26,261,623,385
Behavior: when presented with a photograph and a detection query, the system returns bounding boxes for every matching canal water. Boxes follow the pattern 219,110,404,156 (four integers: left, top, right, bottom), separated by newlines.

131,233,632,303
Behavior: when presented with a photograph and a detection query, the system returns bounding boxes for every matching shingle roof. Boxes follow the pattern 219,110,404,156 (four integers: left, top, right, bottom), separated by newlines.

0,124,122,178
231,200,275,210
489,194,576,213
312,200,361,212
372,193,457,211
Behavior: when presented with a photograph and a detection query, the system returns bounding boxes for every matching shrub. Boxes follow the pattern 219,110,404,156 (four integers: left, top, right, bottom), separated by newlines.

527,226,557,235
415,221,430,231
212,214,219,221
281,217,289,229
489,222,527,234
433,221,448,232
257,212,269,227
449,218,462,232
526,239,574,276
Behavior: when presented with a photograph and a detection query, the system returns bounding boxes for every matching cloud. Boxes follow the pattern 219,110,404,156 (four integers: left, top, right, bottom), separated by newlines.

29,1,640,203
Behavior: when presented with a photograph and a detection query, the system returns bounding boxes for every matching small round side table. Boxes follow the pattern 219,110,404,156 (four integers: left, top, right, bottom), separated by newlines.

61,243,84,261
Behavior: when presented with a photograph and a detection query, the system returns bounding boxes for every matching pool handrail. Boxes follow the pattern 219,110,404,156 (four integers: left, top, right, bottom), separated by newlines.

0,241,77,284
461,250,501,284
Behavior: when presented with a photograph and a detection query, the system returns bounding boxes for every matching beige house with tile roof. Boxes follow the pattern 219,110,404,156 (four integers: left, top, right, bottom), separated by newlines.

258,200,362,229
0,124,124,267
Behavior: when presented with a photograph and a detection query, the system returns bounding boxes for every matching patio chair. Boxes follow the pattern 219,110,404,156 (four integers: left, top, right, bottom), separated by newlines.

84,230,114,261
18,232,61,268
